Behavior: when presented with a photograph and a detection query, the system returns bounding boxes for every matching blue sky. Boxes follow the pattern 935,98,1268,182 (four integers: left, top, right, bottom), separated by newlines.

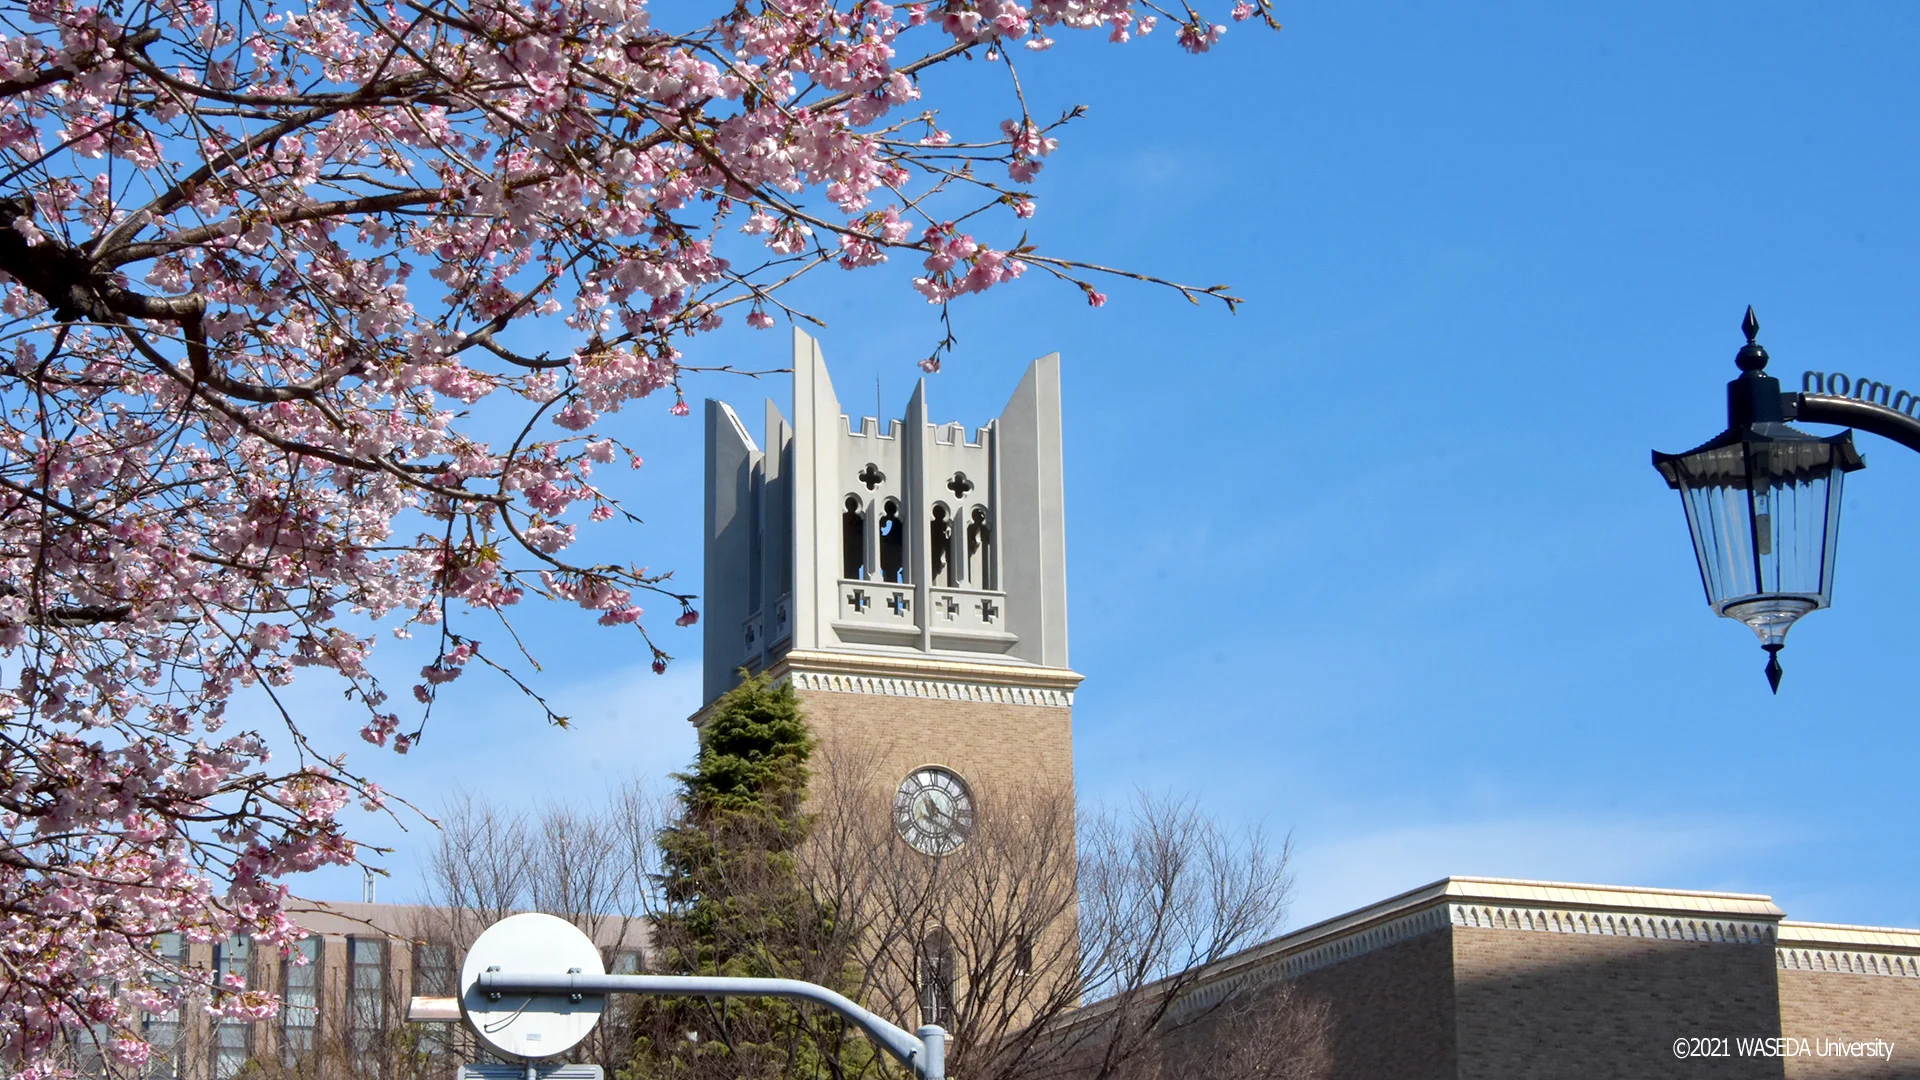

295,1,1920,933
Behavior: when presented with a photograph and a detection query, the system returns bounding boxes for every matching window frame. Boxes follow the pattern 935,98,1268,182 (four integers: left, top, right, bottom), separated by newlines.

208,935,255,1079
344,935,388,1071
916,929,956,1030
279,936,322,1063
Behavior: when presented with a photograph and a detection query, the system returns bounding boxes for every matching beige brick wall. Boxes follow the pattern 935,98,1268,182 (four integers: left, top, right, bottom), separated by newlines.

1292,928,1458,1080
792,687,1075,814
1452,927,1784,1080
1778,972,1920,1080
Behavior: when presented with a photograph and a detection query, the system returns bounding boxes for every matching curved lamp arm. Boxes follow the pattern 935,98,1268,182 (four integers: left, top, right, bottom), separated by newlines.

1785,393,1920,455
477,971,946,1080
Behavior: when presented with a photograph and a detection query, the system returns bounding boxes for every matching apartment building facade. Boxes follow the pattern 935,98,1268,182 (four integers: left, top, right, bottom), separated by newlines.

73,902,645,1080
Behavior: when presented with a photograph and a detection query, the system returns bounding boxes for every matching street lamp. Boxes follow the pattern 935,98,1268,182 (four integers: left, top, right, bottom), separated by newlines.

434,913,948,1080
1653,308,1920,691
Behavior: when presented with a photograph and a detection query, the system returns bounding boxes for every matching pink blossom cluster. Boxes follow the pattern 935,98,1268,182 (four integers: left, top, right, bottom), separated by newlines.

0,0,1270,1067
913,223,1029,304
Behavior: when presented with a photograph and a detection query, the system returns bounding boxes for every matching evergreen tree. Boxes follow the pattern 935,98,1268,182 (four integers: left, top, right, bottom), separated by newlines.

623,674,880,1080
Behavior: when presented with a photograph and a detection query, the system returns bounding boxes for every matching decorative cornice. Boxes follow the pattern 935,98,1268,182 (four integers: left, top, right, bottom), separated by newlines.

1777,947,1920,978
775,648,1084,690
1168,904,1454,1020
1449,901,1775,945
1164,878,1787,1022
1776,920,1920,978
785,670,1074,707
688,648,1082,725
1187,877,1783,993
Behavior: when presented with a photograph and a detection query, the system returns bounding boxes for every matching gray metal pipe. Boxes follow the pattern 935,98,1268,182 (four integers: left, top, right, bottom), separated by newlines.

475,971,945,1080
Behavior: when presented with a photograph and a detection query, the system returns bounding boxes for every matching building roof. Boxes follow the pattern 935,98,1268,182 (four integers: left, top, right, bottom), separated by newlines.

283,900,650,952
1124,875,1920,1026
1193,875,1787,991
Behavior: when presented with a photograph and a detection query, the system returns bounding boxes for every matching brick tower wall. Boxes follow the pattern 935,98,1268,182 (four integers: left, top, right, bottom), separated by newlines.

791,687,1075,813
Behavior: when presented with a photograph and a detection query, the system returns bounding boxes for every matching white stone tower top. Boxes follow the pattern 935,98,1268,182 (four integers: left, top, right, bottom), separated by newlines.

701,330,1071,705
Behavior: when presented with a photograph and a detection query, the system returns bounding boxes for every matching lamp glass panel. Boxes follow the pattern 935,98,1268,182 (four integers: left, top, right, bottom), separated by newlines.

1673,444,1756,609
1669,439,1845,612
1747,440,1845,603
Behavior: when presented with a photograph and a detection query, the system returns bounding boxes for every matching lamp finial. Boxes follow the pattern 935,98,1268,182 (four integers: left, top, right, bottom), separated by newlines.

1763,643,1783,694
1736,307,1769,372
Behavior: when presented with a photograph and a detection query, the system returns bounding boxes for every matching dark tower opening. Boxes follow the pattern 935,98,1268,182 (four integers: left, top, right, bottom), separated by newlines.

931,503,955,586
967,506,993,590
880,498,906,583
842,495,866,580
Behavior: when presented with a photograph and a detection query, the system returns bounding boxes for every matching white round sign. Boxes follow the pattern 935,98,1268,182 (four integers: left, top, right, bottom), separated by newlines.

460,913,607,1061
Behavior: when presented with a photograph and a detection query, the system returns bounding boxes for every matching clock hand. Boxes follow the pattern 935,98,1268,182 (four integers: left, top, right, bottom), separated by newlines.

924,799,963,832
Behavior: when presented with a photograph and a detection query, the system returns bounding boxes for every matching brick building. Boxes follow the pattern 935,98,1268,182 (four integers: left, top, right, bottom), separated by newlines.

1152,875,1920,1079
79,902,644,1080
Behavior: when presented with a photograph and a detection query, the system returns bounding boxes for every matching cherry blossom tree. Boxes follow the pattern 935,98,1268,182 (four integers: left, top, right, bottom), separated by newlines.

0,0,1275,1071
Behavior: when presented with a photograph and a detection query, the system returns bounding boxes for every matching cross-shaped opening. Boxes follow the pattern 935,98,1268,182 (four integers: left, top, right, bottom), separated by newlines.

939,596,960,621
858,462,886,490
947,471,974,499
978,598,999,623
848,588,871,613
887,591,911,616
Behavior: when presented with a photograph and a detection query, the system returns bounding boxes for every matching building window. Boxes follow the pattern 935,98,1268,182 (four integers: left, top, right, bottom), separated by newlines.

1012,934,1033,980
210,936,254,1079
916,930,955,1029
141,932,188,1079
280,937,321,1063
347,937,386,1071
413,941,455,997
611,950,643,975
412,940,459,1062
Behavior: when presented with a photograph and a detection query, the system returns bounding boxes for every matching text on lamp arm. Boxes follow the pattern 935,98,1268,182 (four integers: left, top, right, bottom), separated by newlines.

1802,371,1920,417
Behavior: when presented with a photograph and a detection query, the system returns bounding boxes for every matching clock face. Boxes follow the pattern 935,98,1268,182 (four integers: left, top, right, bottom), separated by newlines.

893,766,975,855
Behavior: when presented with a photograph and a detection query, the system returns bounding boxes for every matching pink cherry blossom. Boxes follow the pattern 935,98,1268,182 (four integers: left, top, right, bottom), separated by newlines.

1178,21,1228,52
0,0,1266,1068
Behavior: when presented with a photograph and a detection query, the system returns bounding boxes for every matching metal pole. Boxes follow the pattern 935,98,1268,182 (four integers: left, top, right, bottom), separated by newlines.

916,1024,945,1080
477,971,946,1080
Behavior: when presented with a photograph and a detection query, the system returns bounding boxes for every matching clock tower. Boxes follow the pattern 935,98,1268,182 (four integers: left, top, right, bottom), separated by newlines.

697,330,1081,847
